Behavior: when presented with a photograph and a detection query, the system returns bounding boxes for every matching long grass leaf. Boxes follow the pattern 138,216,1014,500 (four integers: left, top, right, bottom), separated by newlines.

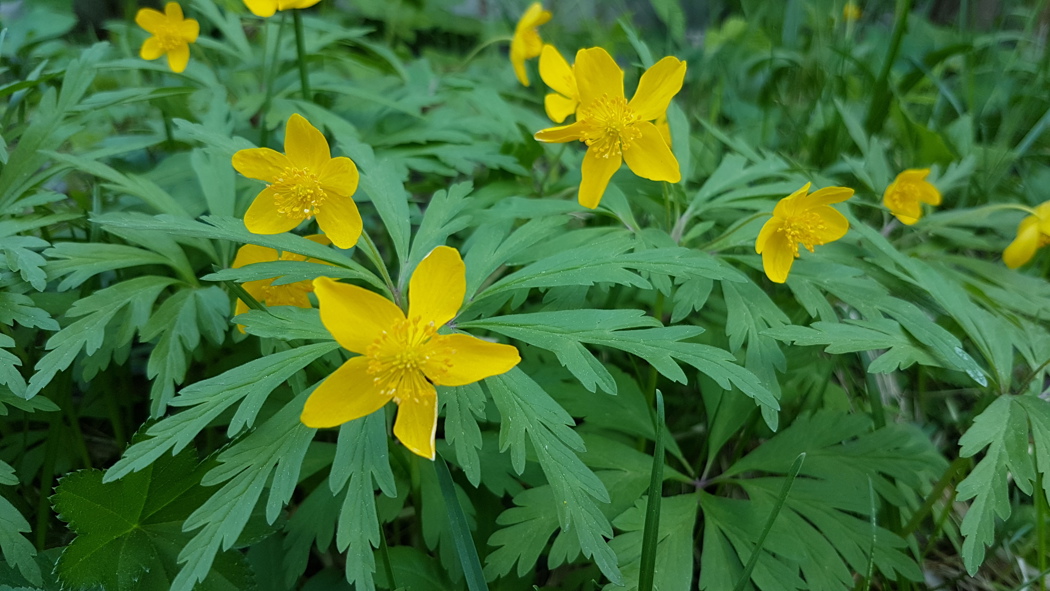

638,390,666,591
732,452,805,591
435,454,489,591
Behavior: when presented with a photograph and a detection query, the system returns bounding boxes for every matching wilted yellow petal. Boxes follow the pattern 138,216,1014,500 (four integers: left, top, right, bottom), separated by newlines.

622,121,680,182
628,56,687,121
574,47,625,106
284,114,330,171
578,148,621,209
301,357,393,428
428,334,520,386
314,277,404,354
408,246,465,327
392,375,438,459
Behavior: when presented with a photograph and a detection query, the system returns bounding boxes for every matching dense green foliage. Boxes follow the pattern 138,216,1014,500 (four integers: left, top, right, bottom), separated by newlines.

1,0,1050,589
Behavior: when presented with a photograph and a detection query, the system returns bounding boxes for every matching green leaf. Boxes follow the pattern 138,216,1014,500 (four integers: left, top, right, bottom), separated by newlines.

764,320,939,373
53,448,250,591
341,141,411,268
441,383,486,487
607,494,699,591
44,151,188,216
26,276,176,399
0,495,39,587
104,343,338,482
486,369,622,584
236,307,333,342
44,243,171,291
0,236,48,292
404,182,473,288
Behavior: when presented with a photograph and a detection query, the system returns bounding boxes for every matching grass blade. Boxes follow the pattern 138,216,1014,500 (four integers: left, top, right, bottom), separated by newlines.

435,454,489,591
638,390,666,591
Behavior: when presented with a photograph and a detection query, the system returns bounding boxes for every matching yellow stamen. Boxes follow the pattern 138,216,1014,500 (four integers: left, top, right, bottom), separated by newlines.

780,211,828,257
271,166,326,219
259,280,312,307
580,94,641,159
886,181,920,211
366,316,454,398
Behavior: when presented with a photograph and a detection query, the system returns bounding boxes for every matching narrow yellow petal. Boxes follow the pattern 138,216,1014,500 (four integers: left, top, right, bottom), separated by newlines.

392,376,438,459
315,195,363,249
243,0,278,17
574,47,625,106
1004,217,1042,269
319,156,359,198
428,334,520,387
135,8,166,33
314,277,404,354
408,246,465,327
232,244,279,268
165,2,184,20
140,37,164,61
232,148,290,183
578,148,621,209
284,114,330,171
761,232,796,283
535,121,586,143
166,43,190,73
539,45,576,99
622,121,680,182
628,56,687,121
544,93,578,124
301,357,393,428
244,188,303,235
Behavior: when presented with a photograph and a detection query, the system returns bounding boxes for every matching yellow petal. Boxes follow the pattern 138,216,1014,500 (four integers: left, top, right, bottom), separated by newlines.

408,246,465,327
656,114,672,146
760,231,796,283
755,217,783,254
232,244,279,268
284,114,330,171
622,121,680,182
232,148,290,183
574,47,624,107
510,39,531,87
539,44,576,99
301,357,393,428
244,187,303,235
919,183,942,206
280,0,322,8
140,37,164,61
579,148,621,209
315,195,363,249
1003,217,1042,269
319,156,359,198
773,183,813,218
517,2,552,31
544,93,578,124
243,0,278,17
392,375,438,459
535,121,585,143
812,207,850,243
165,2,184,20
427,334,520,386
179,18,200,42
628,56,687,121
135,8,166,33
234,298,250,334
166,43,190,73
314,277,404,354
887,196,922,225
798,185,854,209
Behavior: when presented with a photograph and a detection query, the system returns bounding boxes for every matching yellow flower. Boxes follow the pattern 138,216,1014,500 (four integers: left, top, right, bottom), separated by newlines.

535,47,686,208
511,3,552,87
302,246,521,459
230,236,331,329
882,169,941,225
655,112,672,146
232,114,361,249
843,2,862,21
755,183,854,283
135,3,199,74
539,45,579,123
1003,201,1050,269
243,0,322,17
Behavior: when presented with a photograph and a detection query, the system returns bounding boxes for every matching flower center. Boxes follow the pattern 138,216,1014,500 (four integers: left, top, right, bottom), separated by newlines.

580,94,641,159
155,25,184,51
271,167,326,220
366,316,454,400
886,181,920,211
259,280,312,307
779,211,828,257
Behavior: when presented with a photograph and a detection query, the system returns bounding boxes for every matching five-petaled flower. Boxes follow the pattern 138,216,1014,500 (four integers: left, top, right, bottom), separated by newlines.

511,3,552,87
539,45,579,123
1003,201,1050,269
232,114,362,249
230,237,330,330
302,246,521,459
534,47,685,209
135,3,199,74
883,169,942,225
243,0,321,18
756,183,854,283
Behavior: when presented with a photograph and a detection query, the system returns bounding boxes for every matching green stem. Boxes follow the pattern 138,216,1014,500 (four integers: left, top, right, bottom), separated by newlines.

693,211,772,250
260,17,286,147
461,35,514,67
901,457,966,536
638,391,666,591
864,0,911,135
644,292,665,407
378,521,397,590
292,10,311,101
1038,456,1047,591
360,231,397,303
